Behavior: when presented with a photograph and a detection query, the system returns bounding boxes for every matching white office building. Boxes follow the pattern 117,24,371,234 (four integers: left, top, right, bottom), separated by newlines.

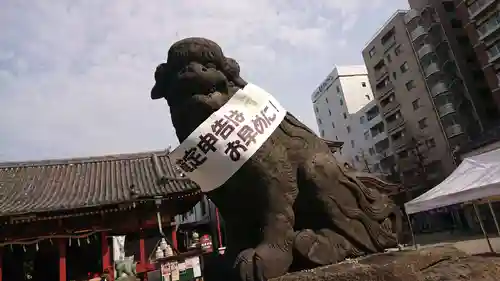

311,65,387,172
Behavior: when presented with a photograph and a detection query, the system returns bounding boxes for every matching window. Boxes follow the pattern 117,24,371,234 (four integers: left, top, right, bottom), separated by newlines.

477,11,500,37
336,136,338,140
386,54,392,63
317,118,322,125
355,155,359,162
426,138,436,148
412,98,420,110
450,19,462,28
468,0,491,17
343,112,347,119
369,46,376,58
328,109,332,116
369,147,375,155
392,72,397,80
400,61,409,73
394,45,401,56
336,86,341,93
486,41,500,61
365,94,371,100
364,131,370,140
362,82,367,87
405,80,416,91
418,118,428,129
315,106,319,113
397,150,409,159
347,126,351,133
325,97,329,103
331,122,335,128
360,116,366,124
443,1,455,12
320,130,325,137
351,140,355,148
340,99,344,105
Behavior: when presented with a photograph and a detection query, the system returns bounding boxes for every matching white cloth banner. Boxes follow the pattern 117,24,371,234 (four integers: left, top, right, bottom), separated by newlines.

170,83,287,192
112,236,126,261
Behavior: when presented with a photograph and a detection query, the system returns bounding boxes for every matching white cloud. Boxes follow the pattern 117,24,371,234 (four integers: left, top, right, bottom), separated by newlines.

0,0,409,161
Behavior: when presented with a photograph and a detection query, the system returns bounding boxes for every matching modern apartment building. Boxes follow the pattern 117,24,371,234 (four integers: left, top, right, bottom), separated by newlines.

311,65,386,172
454,0,500,110
409,0,499,128
363,10,463,188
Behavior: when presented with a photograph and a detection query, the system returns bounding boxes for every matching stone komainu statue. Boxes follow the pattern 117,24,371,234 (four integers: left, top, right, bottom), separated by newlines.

151,37,402,281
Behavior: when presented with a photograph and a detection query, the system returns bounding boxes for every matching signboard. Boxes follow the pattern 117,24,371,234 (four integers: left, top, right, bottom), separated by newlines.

312,75,334,100
170,83,287,192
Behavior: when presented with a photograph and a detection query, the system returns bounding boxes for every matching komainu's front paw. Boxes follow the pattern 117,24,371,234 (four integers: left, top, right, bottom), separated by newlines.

234,245,293,281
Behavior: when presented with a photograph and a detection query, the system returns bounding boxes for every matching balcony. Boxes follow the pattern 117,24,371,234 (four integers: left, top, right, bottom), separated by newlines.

431,82,448,97
445,124,464,138
424,62,440,77
411,26,427,41
367,114,382,127
404,9,420,24
392,137,407,151
383,36,397,51
468,0,495,19
386,117,405,132
417,44,433,59
438,103,456,117
372,131,388,144
375,68,389,82
478,18,500,40
377,148,393,160
375,82,394,100
382,100,400,116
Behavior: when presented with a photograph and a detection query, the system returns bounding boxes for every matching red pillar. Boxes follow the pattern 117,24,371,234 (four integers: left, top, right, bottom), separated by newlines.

139,231,146,265
0,246,3,281
58,239,67,281
171,227,178,250
101,232,112,280
215,208,223,248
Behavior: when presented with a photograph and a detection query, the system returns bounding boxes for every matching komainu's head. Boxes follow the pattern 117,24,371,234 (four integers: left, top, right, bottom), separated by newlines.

150,37,247,142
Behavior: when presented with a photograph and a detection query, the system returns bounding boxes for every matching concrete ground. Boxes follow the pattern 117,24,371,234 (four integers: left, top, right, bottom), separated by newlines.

407,231,500,254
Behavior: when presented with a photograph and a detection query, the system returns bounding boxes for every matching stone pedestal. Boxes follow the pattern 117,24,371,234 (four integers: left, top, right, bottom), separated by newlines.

271,246,500,281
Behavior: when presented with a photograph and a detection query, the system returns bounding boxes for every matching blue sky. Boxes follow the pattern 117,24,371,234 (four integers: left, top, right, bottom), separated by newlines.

0,0,409,162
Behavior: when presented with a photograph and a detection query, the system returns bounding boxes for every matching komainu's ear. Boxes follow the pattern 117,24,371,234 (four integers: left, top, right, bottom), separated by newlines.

223,57,247,89
151,63,170,100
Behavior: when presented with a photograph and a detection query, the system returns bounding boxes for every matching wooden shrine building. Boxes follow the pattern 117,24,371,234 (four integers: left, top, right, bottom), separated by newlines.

0,150,201,281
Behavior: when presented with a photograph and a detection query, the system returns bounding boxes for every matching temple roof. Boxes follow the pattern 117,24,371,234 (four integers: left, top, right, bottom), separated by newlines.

0,150,199,217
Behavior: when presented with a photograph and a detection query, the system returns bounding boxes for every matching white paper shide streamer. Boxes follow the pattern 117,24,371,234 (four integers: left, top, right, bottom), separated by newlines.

170,83,287,192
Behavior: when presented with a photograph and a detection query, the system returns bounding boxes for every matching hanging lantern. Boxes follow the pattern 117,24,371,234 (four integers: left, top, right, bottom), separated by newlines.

201,234,213,253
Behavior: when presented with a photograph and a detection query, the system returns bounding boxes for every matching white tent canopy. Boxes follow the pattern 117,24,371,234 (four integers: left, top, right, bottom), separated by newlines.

404,147,500,215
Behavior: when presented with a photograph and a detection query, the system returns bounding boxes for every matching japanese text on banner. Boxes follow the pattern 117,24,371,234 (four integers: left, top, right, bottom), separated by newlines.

169,83,287,192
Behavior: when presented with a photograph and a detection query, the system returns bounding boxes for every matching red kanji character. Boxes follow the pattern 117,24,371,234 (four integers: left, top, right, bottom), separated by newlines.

236,125,258,146
224,140,248,161
224,110,245,126
197,133,218,153
211,118,235,140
